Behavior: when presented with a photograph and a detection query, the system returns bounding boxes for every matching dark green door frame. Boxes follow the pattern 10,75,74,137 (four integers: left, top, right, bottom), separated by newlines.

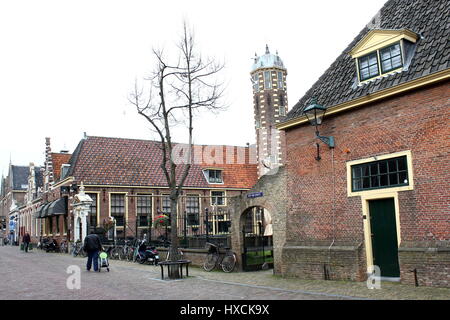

368,198,400,278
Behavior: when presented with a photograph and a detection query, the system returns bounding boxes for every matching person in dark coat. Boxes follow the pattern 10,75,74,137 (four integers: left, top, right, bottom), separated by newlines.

23,232,31,253
83,231,103,272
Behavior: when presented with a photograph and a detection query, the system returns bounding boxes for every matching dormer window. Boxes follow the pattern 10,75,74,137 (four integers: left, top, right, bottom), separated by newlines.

380,43,403,73
203,169,223,184
350,29,418,84
358,52,380,81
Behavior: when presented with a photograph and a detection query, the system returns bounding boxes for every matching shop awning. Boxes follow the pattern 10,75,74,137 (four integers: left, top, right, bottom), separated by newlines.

34,205,43,218
36,198,67,218
48,198,67,216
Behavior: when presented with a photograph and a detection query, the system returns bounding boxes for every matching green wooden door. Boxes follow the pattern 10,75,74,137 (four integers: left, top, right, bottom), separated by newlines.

369,198,400,278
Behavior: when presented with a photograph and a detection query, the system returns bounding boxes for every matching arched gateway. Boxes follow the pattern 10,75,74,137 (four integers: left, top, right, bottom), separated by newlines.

229,167,287,273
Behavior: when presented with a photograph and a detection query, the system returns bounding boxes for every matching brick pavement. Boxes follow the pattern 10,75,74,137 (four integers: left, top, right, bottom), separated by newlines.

0,246,448,300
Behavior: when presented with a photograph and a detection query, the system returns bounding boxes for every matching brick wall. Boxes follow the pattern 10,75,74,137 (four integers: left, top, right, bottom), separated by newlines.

282,80,450,287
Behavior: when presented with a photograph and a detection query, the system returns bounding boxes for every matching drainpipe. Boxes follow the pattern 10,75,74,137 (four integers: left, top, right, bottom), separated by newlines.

325,148,337,280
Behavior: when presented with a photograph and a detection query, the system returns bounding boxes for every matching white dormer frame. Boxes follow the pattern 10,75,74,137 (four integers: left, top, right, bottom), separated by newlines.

202,168,224,185
350,29,419,59
351,29,419,84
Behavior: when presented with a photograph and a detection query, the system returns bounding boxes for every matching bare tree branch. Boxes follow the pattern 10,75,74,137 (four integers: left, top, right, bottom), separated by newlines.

129,20,225,269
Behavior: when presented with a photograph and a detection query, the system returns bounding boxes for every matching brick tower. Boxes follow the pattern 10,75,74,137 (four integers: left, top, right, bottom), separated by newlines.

251,45,288,177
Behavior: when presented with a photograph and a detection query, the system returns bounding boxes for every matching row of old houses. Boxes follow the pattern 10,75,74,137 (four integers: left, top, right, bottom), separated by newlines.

0,135,259,249
1,0,448,288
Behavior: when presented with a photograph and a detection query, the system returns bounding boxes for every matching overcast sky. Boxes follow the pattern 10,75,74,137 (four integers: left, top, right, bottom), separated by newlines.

0,0,387,176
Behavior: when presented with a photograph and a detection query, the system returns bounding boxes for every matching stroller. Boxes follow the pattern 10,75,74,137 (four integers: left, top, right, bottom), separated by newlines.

98,251,110,272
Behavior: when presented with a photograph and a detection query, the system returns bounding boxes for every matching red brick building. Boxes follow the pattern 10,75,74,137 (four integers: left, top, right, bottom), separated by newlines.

277,0,449,287
30,135,257,248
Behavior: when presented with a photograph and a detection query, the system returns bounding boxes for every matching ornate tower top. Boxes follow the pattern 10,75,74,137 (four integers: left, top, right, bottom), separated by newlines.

251,44,286,73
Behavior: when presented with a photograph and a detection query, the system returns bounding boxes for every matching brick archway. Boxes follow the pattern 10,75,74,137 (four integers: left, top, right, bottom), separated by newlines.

229,167,287,273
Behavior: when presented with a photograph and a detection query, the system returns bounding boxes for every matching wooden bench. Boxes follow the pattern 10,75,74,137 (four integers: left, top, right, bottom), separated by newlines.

158,260,192,280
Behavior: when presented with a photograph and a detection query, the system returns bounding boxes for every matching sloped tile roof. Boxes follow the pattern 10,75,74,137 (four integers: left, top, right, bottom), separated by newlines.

283,0,450,122
34,166,43,188
69,136,258,189
11,166,28,190
51,153,72,181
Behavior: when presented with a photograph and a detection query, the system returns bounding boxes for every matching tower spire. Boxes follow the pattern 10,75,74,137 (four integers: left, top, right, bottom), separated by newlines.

265,44,270,54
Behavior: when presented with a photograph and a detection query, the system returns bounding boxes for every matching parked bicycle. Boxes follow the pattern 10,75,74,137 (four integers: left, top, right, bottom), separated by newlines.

119,239,137,261
72,241,87,257
203,242,236,273
59,239,68,254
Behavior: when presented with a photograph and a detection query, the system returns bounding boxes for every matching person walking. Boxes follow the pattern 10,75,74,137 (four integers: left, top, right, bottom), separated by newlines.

23,232,31,253
83,231,103,272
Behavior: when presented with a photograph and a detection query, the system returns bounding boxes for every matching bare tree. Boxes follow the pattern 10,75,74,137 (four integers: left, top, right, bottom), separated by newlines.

129,22,225,278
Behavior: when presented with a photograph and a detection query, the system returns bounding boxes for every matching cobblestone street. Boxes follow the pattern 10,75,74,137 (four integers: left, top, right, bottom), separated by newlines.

0,246,449,300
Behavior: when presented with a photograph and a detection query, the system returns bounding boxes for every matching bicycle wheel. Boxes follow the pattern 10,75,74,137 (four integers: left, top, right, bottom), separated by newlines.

126,248,134,261
118,248,126,261
110,248,120,260
221,253,237,273
203,253,219,272
79,247,87,258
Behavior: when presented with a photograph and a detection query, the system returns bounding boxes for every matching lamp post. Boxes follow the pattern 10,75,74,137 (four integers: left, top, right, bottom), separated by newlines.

303,98,335,160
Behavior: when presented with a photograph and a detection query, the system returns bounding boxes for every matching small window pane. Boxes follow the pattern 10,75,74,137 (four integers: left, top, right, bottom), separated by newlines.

391,55,402,67
371,176,380,188
363,166,370,177
369,64,379,75
363,177,370,189
389,173,398,185
380,174,388,186
353,167,362,178
369,55,378,65
379,162,388,174
264,71,271,89
370,164,378,175
360,57,369,68
353,179,362,191
360,68,369,80
399,172,408,184
388,160,397,172
382,60,393,71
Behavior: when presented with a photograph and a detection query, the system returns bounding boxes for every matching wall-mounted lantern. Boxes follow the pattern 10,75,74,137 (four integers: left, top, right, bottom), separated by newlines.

303,98,335,160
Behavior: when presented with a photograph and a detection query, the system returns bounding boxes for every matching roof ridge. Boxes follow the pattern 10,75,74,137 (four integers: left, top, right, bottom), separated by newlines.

85,135,251,148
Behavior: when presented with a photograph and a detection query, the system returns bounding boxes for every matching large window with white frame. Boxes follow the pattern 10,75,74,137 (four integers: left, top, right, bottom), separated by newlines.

186,195,200,226
162,195,171,216
211,191,225,206
137,194,152,227
110,194,125,227
87,193,98,228
351,156,409,192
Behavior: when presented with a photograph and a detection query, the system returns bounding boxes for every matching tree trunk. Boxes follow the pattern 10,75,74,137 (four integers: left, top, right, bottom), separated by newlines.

168,196,180,279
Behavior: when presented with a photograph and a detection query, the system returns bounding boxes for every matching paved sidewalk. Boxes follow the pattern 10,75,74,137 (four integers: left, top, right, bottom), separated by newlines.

1,246,448,300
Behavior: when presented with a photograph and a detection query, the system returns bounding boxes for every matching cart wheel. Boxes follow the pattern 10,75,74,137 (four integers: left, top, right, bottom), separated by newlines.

107,268,110,272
